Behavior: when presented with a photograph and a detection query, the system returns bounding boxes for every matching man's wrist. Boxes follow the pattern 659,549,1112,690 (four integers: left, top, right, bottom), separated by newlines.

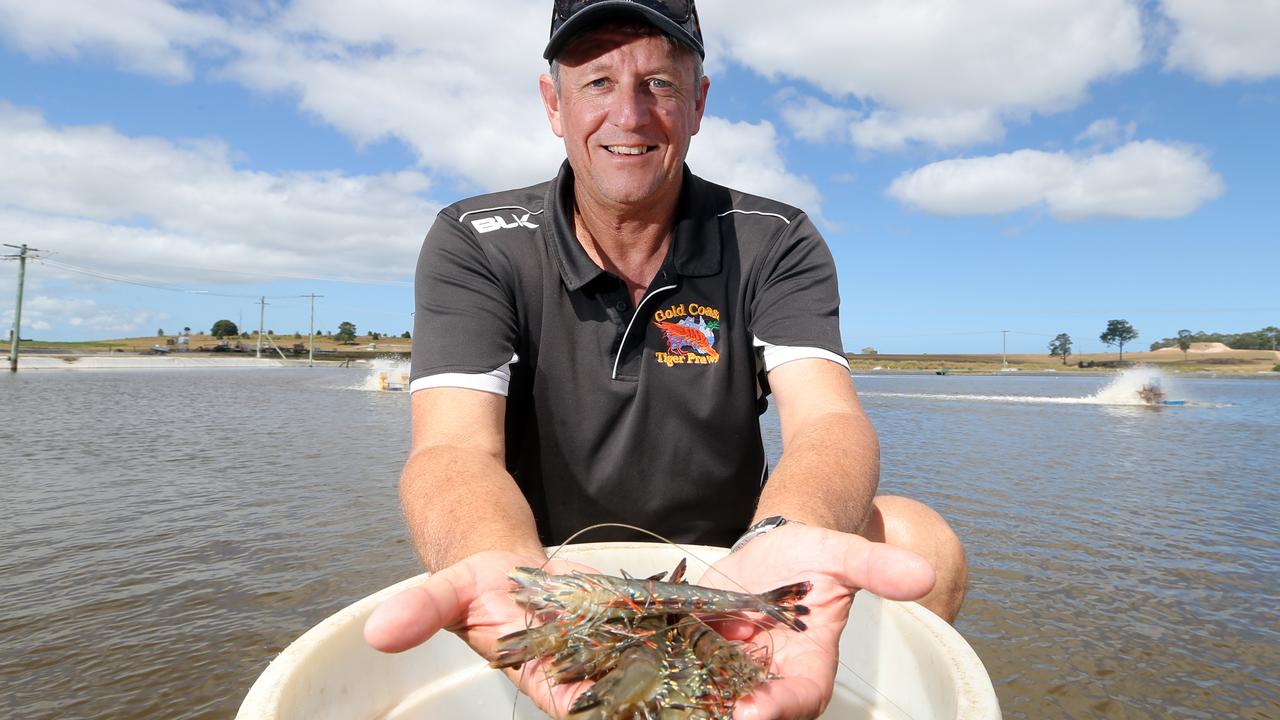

730,515,805,553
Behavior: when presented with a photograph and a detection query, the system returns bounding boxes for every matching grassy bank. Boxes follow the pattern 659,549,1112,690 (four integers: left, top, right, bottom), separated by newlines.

16,334,412,359
847,348,1280,375
15,336,1279,374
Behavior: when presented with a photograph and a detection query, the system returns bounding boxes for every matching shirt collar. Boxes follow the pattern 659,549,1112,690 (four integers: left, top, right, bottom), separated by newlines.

545,161,723,292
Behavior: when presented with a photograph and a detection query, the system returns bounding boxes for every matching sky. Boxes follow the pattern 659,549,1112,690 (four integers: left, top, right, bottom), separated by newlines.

1,0,1277,355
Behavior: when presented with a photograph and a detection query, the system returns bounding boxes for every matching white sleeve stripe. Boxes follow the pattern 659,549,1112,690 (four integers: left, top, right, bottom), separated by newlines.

409,373,508,396
457,206,545,221
752,337,850,372
718,209,792,225
409,354,519,396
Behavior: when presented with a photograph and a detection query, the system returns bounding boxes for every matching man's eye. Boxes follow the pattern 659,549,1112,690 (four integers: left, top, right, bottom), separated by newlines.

649,78,672,89
589,78,609,89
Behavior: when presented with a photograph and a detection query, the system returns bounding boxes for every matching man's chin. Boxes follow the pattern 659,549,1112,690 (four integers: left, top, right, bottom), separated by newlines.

585,177,675,210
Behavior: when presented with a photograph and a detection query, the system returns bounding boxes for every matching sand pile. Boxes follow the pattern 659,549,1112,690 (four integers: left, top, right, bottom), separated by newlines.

1152,342,1233,354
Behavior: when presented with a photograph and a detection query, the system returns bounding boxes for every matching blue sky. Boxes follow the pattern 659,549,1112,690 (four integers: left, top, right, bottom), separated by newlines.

1,0,1277,354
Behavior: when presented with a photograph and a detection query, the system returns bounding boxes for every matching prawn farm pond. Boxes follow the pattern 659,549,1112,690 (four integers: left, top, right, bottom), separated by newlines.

2,368,1277,718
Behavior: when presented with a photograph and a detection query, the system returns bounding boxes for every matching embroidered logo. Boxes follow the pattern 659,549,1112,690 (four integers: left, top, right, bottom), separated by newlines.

653,302,721,367
471,213,539,234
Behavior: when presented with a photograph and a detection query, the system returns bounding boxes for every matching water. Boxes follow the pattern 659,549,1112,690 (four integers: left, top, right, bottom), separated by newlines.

2,367,1277,718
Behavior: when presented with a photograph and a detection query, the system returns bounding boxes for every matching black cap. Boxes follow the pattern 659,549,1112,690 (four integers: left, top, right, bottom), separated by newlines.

544,0,704,61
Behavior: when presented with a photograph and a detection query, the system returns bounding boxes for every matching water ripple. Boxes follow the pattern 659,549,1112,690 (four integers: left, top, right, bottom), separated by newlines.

2,369,1277,718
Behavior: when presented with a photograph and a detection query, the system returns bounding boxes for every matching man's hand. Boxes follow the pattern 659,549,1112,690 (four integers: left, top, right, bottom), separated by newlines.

363,550,593,717
701,525,936,720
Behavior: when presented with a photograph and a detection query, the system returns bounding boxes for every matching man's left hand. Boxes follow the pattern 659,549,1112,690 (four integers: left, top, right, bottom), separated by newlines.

701,524,936,720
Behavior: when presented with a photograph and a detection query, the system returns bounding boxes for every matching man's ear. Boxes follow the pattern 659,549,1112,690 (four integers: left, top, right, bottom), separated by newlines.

690,75,710,136
539,73,565,138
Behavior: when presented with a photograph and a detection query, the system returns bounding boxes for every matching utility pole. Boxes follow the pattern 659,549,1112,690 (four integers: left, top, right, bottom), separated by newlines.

304,293,322,367
257,296,267,359
5,244,38,373
1002,329,1009,369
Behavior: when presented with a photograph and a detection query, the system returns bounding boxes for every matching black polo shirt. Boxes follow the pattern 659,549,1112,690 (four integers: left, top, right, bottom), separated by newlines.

410,162,847,547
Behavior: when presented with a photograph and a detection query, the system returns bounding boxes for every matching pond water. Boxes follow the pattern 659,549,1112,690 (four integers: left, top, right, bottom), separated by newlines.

1,366,1276,718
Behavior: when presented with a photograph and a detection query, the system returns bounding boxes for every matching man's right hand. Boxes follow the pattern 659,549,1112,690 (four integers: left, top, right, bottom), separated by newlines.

363,550,592,717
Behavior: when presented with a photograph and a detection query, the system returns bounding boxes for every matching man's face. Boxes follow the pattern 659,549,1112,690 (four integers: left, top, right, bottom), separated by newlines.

540,30,709,212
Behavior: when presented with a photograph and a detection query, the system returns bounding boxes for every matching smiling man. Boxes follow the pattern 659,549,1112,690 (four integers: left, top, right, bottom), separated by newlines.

365,1,966,717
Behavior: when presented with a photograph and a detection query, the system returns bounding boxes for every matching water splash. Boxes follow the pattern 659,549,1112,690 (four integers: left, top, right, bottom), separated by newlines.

1088,366,1171,405
356,356,412,392
861,366,1209,407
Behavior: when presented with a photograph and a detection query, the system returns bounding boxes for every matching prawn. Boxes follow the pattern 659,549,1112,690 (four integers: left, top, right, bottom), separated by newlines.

565,624,666,719
654,320,720,361
507,567,811,631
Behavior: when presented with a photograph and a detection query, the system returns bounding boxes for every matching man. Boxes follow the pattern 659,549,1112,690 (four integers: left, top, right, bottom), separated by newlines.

365,1,966,717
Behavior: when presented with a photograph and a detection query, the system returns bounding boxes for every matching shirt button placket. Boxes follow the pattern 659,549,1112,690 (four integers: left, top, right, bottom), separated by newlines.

607,286,641,379
603,290,628,354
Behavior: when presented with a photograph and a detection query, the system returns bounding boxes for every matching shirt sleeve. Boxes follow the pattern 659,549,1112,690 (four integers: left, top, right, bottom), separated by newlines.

747,213,847,368
409,212,520,395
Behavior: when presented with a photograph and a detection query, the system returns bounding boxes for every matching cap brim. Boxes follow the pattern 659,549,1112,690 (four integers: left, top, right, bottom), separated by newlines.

544,2,704,60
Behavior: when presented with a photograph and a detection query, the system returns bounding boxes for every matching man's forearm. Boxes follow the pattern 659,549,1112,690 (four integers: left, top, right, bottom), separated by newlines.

753,409,880,535
400,445,545,571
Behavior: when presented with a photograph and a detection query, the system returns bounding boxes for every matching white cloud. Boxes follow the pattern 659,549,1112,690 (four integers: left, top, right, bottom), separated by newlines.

219,1,565,191
703,0,1144,150
887,140,1224,220
776,94,860,144
1076,118,1138,148
0,0,227,81
687,117,823,217
0,0,818,205
1161,0,1280,82
849,109,1006,152
0,105,438,284
22,296,166,334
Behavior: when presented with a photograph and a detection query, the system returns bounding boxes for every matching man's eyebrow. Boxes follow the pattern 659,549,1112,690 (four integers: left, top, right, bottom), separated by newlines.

579,60,683,77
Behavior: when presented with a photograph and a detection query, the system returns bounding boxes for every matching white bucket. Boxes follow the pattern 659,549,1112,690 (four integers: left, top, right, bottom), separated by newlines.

238,542,1000,719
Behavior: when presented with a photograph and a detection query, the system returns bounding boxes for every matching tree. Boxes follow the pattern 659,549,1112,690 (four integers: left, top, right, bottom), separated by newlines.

401,331,411,339
860,347,878,356
335,321,357,344
1100,319,1138,361
183,326,191,335
1263,326,1280,352
1048,333,1073,365
1176,329,1194,360
157,328,165,337
211,319,239,338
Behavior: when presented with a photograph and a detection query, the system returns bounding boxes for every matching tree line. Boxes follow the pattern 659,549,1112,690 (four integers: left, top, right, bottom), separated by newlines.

1148,327,1279,352
1049,321,1280,364
208,319,411,343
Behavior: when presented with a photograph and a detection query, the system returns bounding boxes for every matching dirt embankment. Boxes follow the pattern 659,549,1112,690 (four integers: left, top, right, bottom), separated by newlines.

1151,342,1234,354
19,336,1280,374
849,346,1279,374
19,334,412,357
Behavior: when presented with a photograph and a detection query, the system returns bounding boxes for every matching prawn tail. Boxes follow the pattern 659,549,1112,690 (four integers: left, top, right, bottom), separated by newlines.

756,581,813,632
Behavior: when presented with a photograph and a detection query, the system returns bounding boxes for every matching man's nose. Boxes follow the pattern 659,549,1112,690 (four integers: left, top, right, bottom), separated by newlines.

608,85,652,129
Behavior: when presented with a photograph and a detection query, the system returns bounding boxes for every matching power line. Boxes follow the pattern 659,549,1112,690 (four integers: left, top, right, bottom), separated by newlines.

37,258,354,300
46,255,411,287
40,259,257,298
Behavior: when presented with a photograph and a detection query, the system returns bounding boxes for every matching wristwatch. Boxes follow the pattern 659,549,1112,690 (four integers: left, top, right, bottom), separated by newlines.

730,515,803,553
